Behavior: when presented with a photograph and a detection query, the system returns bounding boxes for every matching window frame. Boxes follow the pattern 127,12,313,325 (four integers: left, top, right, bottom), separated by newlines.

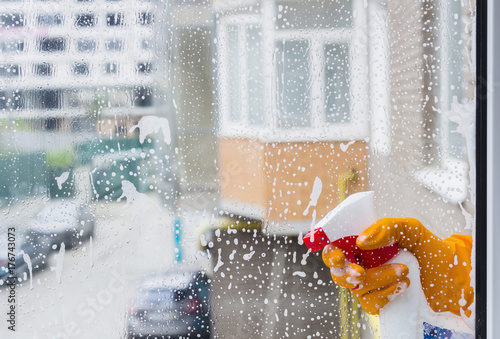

216,0,369,142
413,0,473,204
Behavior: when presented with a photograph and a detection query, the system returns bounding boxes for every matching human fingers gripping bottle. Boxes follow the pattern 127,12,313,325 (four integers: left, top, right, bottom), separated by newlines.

303,191,473,338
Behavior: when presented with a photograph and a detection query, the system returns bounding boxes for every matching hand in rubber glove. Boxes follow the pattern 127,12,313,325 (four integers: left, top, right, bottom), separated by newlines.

356,218,474,317
323,243,410,315
323,218,474,316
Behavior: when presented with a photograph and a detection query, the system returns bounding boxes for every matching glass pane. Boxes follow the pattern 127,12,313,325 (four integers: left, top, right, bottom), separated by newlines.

444,0,466,160
39,37,66,52
276,0,353,30
324,43,351,124
0,12,24,28
227,25,242,123
75,14,95,27
246,25,265,126
276,39,311,129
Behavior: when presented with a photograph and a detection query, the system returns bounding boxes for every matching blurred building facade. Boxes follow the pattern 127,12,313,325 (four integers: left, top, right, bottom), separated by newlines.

0,0,172,201
0,0,162,148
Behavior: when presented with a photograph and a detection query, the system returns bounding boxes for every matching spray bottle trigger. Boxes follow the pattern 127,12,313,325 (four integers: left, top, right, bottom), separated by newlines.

302,227,330,252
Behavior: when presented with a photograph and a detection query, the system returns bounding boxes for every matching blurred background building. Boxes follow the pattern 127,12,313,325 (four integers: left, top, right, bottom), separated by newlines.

0,0,169,201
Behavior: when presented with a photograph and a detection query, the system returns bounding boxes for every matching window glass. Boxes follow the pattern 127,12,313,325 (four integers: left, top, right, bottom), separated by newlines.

105,39,124,51
0,13,24,28
75,14,95,27
142,39,151,49
0,64,20,77
324,43,350,124
77,39,96,52
32,89,61,109
137,62,152,74
34,63,53,76
0,40,24,53
104,62,119,74
276,39,312,129
226,25,242,123
73,62,90,76
246,25,265,126
0,0,478,338
275,0,352,30
39,37,66,52
138,12,153,26
107,12,123,26
0,90,24,110
37,13,63,26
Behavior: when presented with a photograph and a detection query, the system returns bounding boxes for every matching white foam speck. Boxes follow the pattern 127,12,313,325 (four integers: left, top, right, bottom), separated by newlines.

243,251,255,261
55,172,70,190
18,250,33,289
199,234,207,247
309,209,317,242
458,289,467,307
119,180,160,229
303,177,322,216
293,271,306,277
214,248,224,272
340,140,356,153
129,116,171,145
50,242,65,284
301,249,311,265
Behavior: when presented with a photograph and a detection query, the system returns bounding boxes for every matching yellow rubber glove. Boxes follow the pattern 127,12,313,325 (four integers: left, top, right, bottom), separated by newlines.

356,218,474,317
323,218,474,316
323,243,410,315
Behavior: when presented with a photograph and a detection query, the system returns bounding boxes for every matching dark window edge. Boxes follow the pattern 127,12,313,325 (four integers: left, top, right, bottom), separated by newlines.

476,0,487,337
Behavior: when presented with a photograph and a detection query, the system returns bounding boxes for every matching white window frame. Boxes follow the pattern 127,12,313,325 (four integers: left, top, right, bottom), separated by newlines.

216,0,369,142
414,0,472,204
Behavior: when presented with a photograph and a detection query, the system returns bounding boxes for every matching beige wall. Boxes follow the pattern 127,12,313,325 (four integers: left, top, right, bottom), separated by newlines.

219,138,367,226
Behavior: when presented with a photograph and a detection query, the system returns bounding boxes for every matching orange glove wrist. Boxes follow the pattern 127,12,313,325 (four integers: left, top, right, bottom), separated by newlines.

322,243,410,315
356,218,474,317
